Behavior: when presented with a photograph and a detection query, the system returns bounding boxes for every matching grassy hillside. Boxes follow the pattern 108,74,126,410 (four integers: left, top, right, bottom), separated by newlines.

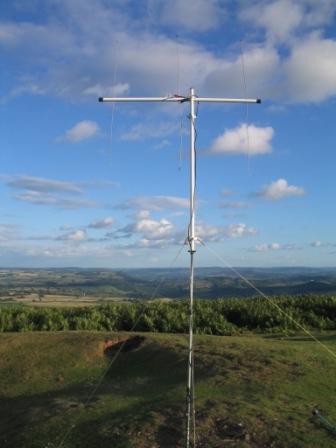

1,332,336,447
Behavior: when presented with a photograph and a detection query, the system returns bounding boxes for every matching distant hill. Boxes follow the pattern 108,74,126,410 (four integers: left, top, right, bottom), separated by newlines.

1,267,336,300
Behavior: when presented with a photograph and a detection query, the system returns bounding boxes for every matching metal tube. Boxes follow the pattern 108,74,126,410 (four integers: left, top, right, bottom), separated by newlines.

99,96,186,102
186,87,196,448
196,97,261,103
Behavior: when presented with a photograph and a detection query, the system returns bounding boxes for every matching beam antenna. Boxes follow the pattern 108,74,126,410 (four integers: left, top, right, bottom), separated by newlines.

99,88,261,448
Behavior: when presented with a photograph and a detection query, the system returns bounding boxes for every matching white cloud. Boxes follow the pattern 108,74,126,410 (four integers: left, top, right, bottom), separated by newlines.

131,210,174,240
116,210,179,248
204,45,280,99
83,82,129,97
310,240,334,248
117,195,189,211
154,139,171,150
0,241,118,262
0,224,19,243
2,1,336,105
79,180,120,188
13,190,99,209
117,208,257,249
59,120,99,143
240,0,336,43
254,242,281,252
0,23,23,45
252,242,300,252
240,0,303,43
4,175,82,193
89,217,115,229
121,121,178,141
224,223,258,238
2,174,117,209
161,0,225,31
303,0,336,27
220,201,250,209
209,124,274,155
258,178,305,200
56,229,87,241
196,222,257,242
283,34,336,102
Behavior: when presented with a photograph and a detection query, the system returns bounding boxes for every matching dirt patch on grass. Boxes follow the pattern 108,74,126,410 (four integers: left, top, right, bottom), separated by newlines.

103,335,145,356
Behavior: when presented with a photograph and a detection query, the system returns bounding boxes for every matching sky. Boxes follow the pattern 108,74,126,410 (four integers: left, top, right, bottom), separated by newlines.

1,0,336,269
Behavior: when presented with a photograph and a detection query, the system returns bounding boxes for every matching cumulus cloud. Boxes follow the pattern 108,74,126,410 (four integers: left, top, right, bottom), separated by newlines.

58,120,100,143
240,0,336,43
204,45,280,99
209,124,274,155
115,206,257,249
2,0,336,104
196,222,257,242
117,195,189,211
283,34,336,102
257,178,305,200
240,0,303,43
122,210,175,240
115,210,180,248
89,217,115,229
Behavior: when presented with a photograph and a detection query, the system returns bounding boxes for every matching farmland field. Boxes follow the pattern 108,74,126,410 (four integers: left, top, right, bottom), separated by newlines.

3,267,336,304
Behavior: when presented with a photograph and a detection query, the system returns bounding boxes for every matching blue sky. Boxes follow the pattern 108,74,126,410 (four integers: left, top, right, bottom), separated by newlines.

1,0,336,268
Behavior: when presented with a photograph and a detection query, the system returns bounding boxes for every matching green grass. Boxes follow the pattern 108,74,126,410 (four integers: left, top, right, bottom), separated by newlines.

1,331,336,447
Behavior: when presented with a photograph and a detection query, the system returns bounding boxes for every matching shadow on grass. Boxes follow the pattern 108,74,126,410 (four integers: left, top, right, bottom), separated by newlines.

0,337,209,448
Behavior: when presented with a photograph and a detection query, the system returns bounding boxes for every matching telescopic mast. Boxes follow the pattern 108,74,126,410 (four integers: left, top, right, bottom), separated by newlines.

99,88,260,448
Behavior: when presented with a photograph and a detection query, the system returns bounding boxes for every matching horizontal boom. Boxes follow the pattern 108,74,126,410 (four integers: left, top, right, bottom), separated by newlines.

99,96,261,104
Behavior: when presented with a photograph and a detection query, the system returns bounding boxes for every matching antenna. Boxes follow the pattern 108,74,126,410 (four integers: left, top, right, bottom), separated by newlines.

99,88,261,448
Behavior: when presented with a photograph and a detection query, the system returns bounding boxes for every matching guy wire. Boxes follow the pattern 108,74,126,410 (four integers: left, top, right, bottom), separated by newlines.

176,34,184,172
200,240,336,362
108,41,120,162
240,39,252,173
56,242,186,448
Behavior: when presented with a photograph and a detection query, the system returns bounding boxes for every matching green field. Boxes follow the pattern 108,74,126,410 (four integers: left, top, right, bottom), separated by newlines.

1,331,336,447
